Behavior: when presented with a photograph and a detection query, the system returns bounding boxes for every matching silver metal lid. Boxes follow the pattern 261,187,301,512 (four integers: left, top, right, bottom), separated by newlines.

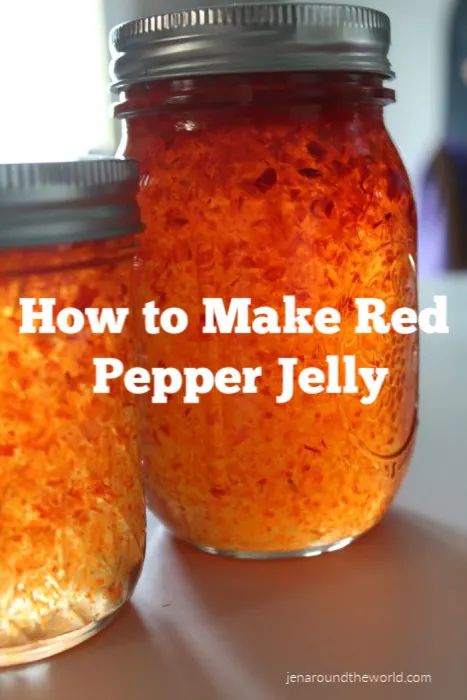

0,159,142,249
110,3,394,91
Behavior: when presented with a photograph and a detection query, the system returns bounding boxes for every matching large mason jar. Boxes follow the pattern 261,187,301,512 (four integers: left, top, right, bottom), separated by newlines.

0,160,146,665
111,3,418,558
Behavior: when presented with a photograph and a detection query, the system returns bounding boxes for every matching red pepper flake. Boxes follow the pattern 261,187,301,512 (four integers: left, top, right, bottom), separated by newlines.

263,265,285,282
73,285,97,310
306,141,326,160
304,445,321,454
7,351,20,369
254,167,277,192
0,444,15,457
340,296,356,313
386,168,402,200
166,209,189,227
290,188,301,201
240,256,258,269
332,160,352,177
210,487,226,498
311,198,334,219
298,168,322,179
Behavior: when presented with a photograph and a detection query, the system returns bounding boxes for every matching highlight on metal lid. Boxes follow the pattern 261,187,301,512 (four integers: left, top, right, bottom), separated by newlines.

110,2,394,91
0,159,142,249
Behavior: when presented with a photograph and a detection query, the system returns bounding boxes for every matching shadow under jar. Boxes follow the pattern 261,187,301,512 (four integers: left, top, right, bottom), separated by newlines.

0,160,145,665
111,3,419,558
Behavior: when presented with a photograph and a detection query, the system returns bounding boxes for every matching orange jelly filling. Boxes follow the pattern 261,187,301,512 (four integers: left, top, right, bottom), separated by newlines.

120,73,418,553
0,237,145,648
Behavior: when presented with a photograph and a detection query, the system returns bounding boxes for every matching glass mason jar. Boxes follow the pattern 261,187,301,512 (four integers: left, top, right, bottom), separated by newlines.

111,4,418,557
0,160,146,665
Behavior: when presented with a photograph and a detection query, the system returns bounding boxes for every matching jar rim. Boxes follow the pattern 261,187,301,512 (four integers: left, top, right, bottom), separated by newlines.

0,159,143,249
110,3,394,92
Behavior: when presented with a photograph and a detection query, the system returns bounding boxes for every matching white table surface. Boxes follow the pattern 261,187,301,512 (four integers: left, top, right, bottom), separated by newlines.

1,275,466,700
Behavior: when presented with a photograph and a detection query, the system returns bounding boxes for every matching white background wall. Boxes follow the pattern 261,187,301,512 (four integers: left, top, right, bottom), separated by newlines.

0,0,113,162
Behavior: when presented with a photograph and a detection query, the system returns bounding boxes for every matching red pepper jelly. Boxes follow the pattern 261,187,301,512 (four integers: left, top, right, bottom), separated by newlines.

0,160,145,665
111,4,418,557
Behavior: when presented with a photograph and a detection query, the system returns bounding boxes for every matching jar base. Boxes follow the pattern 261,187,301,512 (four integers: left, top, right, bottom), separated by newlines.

193,534,358,560
0,608,120,668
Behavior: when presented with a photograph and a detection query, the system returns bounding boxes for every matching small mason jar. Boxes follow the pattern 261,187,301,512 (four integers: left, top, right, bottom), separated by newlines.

111,4,418,558
0,160,146,665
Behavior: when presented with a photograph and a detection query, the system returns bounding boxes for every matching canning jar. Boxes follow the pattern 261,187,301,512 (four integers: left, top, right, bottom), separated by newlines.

0,160,145,665
111,3,418,557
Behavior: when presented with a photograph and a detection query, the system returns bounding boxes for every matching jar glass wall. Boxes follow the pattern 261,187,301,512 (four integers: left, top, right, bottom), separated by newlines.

0,162,145,665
